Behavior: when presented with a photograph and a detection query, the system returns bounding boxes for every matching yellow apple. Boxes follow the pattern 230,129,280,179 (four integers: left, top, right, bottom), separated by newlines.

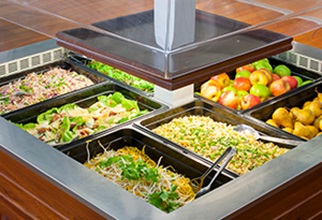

211,73,230,88
249,70,269,86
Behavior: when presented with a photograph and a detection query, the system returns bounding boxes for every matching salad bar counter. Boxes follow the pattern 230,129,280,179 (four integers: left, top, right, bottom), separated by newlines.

1,44,322,219
1,0,322,218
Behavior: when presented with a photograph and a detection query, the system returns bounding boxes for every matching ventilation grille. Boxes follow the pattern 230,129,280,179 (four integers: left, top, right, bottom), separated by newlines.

0,47,65,77
0,47,320,78
274,51,322,75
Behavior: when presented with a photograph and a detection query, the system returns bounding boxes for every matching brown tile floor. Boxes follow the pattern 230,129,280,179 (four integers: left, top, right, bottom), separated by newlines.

0,0,321,51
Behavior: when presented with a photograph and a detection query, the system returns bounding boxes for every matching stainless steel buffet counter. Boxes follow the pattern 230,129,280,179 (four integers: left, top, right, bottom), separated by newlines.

1,97,322,219
1,39,322,219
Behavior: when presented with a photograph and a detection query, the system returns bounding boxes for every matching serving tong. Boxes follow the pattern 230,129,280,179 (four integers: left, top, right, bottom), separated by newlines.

191,146,236,198
233,124,305,146
0,91,31,100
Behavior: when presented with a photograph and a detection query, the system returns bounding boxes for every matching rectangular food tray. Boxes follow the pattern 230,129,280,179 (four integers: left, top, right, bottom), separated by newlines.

136,99,300,176
67,53,154,96
3,82,167,147
60,127,235,203
195,58,322,114
0,59,108,116
246,80,322,140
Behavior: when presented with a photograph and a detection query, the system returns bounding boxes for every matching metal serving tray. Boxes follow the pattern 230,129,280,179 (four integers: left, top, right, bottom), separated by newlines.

246,80,322,140
0,59,108,116
195,58,322,114
67,53,154,96
136,99,302,176
60,127,235,208
3,82,167,147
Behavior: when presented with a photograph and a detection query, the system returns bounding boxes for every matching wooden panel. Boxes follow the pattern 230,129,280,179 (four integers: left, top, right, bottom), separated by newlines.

197,0,284,25
254,0,322,12
0,196,34,220
0,150,106,219
260,18,320,38
1,0,322,53
30,0,153,24
0,20,48,52
224,162,322,219
294,28,322,49
1,173,65,219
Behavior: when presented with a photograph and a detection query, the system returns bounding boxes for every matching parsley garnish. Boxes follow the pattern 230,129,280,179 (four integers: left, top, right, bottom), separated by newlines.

148,185,180,213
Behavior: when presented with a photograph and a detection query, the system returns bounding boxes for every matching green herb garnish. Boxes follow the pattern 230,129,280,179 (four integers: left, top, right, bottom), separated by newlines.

148,185,180,213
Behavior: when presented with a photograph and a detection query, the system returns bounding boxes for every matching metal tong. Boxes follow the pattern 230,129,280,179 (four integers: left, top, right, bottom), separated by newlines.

0,91,31,100
191,146,236,198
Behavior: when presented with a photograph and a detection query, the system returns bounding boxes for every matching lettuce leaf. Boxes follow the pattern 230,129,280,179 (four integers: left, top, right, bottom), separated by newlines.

61,130,74,143
98,95,117,107
121,99,139,111
58,103,77,113
37,108,58,124
111,92,125,103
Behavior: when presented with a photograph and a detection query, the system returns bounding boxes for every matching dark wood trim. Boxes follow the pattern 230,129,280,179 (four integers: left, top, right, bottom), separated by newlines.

0,150,106,219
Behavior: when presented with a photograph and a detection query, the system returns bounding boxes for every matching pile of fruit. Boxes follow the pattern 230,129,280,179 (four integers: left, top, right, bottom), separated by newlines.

200,58,312,110
266,91,322,140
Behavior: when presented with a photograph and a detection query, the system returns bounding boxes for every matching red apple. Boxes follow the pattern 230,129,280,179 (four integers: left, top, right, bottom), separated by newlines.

211,73,231,88
218,90,239,109
282,76,298,89
240,94,261,110
269,79,291,97
200,81,222,102
233,77,251,91
249,84,271,102
249,70,269,86
271,73,281,82
236,64,255,73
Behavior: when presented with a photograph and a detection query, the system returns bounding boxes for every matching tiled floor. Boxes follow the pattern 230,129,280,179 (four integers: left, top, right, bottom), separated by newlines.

0,0,321,50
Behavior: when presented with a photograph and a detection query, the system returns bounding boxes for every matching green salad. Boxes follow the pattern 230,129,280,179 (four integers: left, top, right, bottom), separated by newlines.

87,60,154,92
16,92,149,145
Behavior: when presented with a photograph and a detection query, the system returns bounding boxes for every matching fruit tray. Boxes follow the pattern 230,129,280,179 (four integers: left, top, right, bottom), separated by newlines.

195,57,322,114
3,82,167,148
246,80,322,141
135,99,302,176
0,59,108,116
59,127,235,212
67,53,154,95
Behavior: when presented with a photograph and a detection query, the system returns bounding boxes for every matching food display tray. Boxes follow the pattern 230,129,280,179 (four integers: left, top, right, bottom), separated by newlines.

246,80,322,140
60,127,235,192
135,99,302,176
3,82,167,147
67,53,154,96
195,57,322,114
0,59,108,116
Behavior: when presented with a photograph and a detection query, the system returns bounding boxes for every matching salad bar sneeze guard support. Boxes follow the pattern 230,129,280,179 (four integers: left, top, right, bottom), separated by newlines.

56,4,293,93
